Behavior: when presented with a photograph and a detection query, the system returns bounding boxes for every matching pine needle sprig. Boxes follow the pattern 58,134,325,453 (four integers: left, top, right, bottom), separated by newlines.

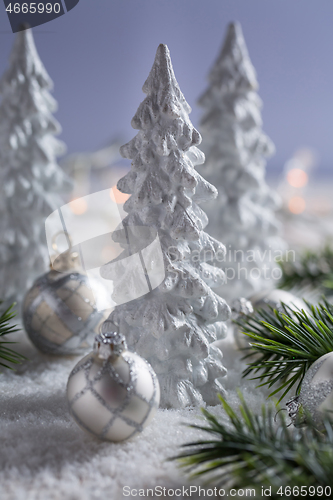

278,244,333,293
236,299,333,402
174,393,333,493
0,302,25,369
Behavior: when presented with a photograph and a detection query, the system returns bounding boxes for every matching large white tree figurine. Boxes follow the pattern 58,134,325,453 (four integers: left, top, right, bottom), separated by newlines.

0,28,72,305
101,44,231,408
198,22,284,301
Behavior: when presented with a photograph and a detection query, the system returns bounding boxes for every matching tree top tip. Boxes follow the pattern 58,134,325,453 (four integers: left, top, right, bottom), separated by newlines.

227,21,242,31
142,43,175,94
15,23,34,46
226,21,244,43
19,23,31,31
154,43,171,66
157,43,169,53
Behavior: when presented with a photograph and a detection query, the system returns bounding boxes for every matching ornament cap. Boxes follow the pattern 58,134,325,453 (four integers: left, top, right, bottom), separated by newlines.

94,331,127,359
286,395,306,427
231,297,254,319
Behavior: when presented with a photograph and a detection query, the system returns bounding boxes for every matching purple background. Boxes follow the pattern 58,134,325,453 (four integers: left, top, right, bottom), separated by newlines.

0,0,332,173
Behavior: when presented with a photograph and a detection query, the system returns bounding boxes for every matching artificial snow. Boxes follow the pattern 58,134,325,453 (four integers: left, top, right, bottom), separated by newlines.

0,325,283,500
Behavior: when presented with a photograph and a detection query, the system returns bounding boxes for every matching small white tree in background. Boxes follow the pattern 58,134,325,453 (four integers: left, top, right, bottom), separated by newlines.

0,28,72,305
101,44,231,408
198,22,285,301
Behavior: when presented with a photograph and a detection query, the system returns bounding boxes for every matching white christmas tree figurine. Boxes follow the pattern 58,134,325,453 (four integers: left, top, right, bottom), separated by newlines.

198,22,285,301
0,28,72,305
101,44,231,408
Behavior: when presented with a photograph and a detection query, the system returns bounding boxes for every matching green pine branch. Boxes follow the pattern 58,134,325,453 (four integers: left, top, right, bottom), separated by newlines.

175,393,333,494
235,299,333,402
278,243,333,293
0,302,25,369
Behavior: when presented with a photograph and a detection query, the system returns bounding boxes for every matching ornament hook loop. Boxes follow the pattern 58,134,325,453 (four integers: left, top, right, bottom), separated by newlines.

52,231,73,253
274,407,287,422
94,331,127,359
51,231,81,272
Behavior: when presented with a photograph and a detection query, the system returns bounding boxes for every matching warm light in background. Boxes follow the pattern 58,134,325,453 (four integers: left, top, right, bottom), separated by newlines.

110,185,130,204
288,196,306,214
287,168,309,188
69,198,88,215
101,245,119,263
284,148,318,174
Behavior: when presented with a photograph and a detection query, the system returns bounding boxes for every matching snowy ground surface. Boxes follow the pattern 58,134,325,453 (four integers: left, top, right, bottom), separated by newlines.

0,323,286,500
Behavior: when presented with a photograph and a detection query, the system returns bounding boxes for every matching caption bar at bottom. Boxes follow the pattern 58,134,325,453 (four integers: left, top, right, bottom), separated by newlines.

123,485,332,497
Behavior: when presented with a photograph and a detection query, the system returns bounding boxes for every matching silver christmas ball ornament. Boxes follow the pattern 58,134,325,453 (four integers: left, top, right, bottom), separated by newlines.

287,352,333,429
231,290,305,349
23,238,109,355
67,331,160,442
250,289,305,313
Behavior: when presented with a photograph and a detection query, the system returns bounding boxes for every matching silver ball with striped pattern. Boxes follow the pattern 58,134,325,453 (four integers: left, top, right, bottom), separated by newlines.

66,331,160,442
22,269,108,355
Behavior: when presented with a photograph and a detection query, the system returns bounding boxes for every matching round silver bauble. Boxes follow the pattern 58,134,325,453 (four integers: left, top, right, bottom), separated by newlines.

67,331,160,442
231,290,305,349
249,289,305,313
287,352,333,429
23,269,108,355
